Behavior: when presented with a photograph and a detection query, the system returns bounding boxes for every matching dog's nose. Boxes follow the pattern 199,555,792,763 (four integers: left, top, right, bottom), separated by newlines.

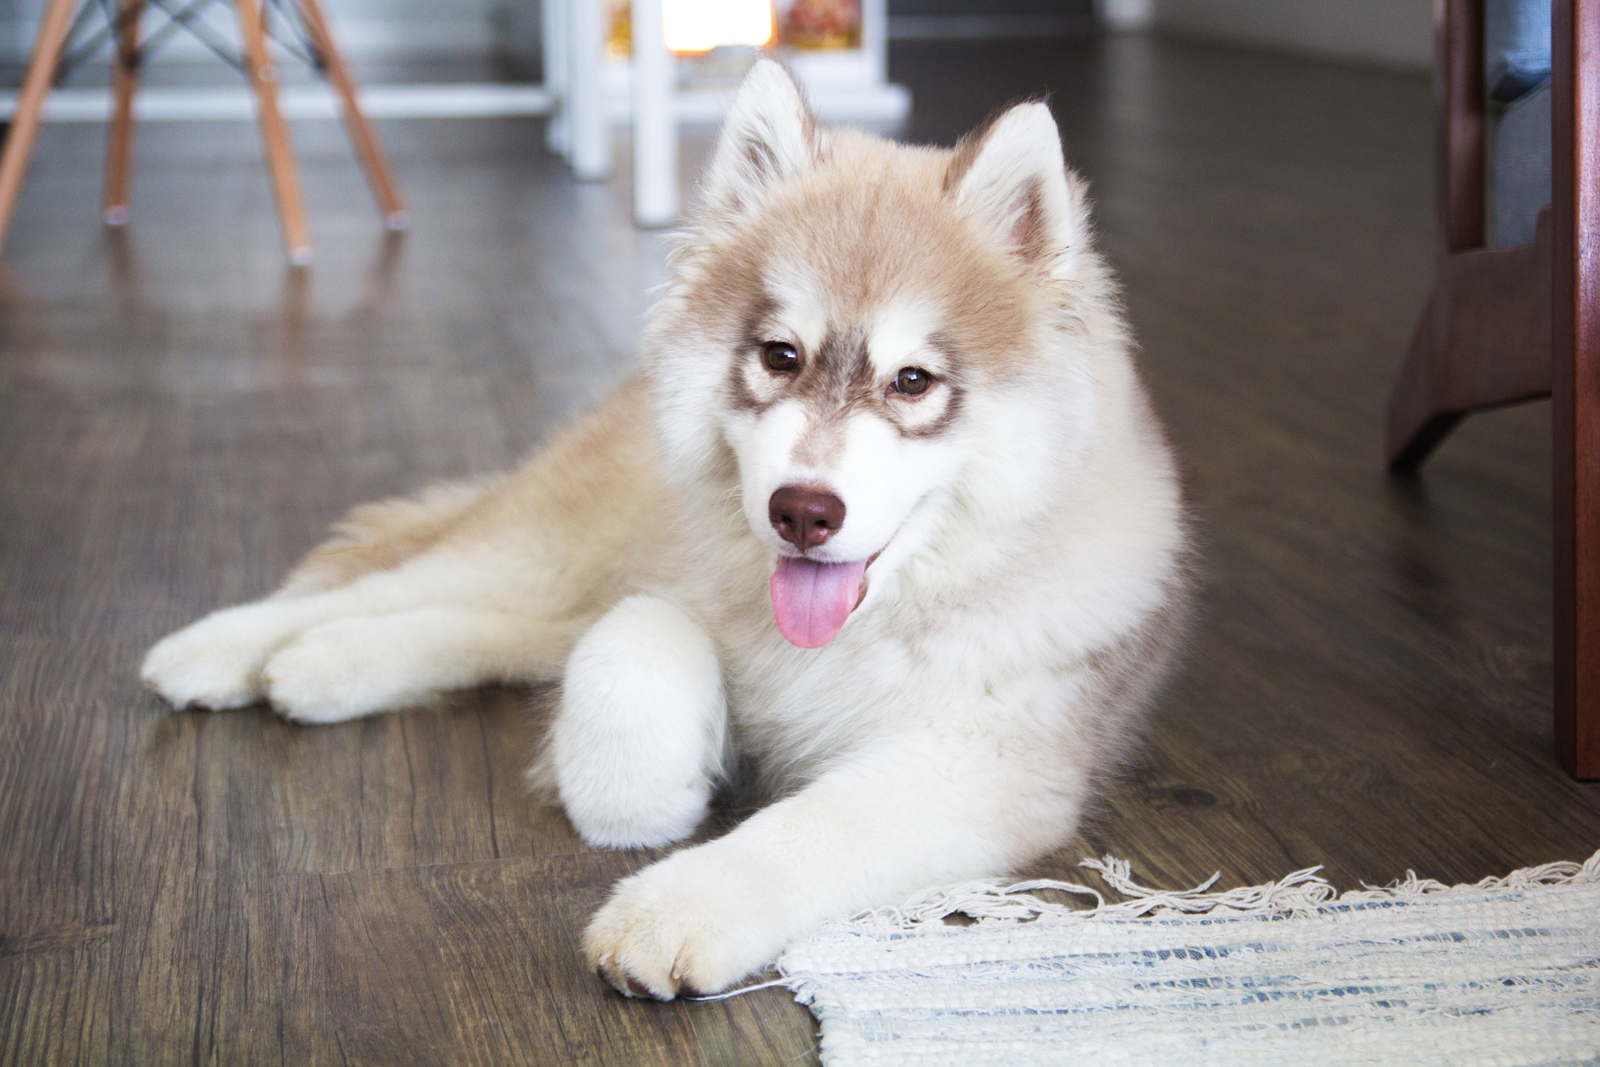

768,486,846,551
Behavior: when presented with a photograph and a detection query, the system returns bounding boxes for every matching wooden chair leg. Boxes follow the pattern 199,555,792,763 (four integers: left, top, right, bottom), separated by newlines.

1552,0,1600,779
1386,211,1554,472
294,0,406,229
0,0,83,252
103,0,144,226
1384,0,1489,468
233,0,311,263
1436,0,1486,254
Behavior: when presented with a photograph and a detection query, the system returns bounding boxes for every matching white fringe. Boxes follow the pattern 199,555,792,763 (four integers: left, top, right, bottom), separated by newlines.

831,849,1600,933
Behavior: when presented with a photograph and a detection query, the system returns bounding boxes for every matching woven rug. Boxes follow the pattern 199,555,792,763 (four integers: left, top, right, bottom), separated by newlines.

756,852,1600,1066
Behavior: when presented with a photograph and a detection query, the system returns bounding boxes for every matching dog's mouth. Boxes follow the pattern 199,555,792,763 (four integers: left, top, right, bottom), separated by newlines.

769,549,883,649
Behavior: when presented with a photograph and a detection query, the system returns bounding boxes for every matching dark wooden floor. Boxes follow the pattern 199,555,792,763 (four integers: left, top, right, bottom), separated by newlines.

2,34,1597,1065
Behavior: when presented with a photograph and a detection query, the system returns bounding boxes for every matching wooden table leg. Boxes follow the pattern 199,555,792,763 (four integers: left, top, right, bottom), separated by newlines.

103,0,144,226
1553,0,1600,779
0,0,83,252
294,0,407,229
234,0,311,263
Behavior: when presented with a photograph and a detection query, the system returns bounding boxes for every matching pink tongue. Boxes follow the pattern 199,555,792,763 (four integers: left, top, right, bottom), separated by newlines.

770,557,868,648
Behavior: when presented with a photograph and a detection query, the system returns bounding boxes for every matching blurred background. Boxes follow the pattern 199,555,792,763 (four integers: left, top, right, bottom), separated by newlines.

0,0,1429,88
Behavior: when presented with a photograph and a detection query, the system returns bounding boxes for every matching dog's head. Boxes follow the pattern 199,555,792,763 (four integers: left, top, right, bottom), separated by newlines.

646,61,1116,649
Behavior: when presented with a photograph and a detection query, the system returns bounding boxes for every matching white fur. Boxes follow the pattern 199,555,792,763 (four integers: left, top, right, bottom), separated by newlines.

952,101,1079,262
550,596,727,849
761,261,831,356
143,547,568,721
866,301,946,378
700,60,822,218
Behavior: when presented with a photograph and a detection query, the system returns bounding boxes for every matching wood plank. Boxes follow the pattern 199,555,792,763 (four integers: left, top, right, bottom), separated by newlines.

279,855,701,1067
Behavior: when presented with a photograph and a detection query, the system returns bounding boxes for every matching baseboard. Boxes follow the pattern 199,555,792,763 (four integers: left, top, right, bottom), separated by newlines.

0,83,552,122
887,14,1098,40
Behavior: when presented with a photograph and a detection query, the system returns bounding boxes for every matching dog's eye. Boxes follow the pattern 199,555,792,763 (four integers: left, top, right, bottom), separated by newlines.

762,342,800,372
893,367,932,396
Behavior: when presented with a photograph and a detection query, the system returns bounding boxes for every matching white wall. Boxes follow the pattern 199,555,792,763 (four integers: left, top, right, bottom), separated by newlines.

1130,0,1433,70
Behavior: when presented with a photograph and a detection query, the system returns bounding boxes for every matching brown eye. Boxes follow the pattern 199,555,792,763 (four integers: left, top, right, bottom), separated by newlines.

894,366,932,396
762,341,799,372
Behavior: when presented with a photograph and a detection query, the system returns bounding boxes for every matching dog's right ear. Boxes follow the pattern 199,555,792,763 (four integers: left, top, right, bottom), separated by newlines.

702,60,823,218
944,101,1083,271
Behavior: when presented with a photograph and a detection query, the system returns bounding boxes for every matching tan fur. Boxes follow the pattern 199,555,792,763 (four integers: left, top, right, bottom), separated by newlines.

276,478,502,597
282,379,662,625
682,130,1044,378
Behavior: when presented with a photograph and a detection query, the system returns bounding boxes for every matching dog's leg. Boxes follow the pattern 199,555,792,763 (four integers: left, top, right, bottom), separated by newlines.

140,597,339,710
259,608,566,723
583,730,1082,998
547,595,727,849
141,550,555,712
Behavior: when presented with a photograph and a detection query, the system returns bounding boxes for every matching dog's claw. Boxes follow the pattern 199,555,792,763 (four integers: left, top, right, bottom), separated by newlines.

597,956,675,1001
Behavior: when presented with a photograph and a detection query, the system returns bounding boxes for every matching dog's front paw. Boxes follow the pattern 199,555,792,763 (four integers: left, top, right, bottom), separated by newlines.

261,619,413,724
584,848,780,1000
141,604,292,710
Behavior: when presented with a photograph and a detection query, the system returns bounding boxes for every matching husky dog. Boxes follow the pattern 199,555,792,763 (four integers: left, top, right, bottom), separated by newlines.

142,61,1191,998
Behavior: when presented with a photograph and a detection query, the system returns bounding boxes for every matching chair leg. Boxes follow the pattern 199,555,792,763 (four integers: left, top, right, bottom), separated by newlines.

103,0,144,226
1552,0,1600,779
1386,213,1554,472
233,0,311,264
0,0,83,252
294,0,406,229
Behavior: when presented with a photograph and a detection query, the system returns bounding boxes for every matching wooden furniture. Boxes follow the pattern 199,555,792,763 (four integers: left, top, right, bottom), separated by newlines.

1386,0,1599,778
0,0,405,263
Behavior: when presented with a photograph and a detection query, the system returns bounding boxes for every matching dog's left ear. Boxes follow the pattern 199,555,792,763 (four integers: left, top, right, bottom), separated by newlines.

945,102,1080,268
702,59,824,218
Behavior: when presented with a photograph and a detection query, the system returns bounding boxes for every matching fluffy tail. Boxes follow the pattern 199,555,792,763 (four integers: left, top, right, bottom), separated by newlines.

274,476,502,598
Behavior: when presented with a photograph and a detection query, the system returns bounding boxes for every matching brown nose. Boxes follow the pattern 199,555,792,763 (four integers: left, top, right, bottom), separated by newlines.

768,486,846,551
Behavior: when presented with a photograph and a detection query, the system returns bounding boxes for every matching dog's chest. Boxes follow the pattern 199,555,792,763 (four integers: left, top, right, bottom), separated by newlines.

716,619,945,771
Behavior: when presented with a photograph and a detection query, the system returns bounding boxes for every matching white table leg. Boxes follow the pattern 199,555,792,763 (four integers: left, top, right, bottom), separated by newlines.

631,0,677,226
542,0,569,155
568,0,610,180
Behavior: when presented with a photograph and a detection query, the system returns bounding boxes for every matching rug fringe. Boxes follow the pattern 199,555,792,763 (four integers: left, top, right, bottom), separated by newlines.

838,848,1600,932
